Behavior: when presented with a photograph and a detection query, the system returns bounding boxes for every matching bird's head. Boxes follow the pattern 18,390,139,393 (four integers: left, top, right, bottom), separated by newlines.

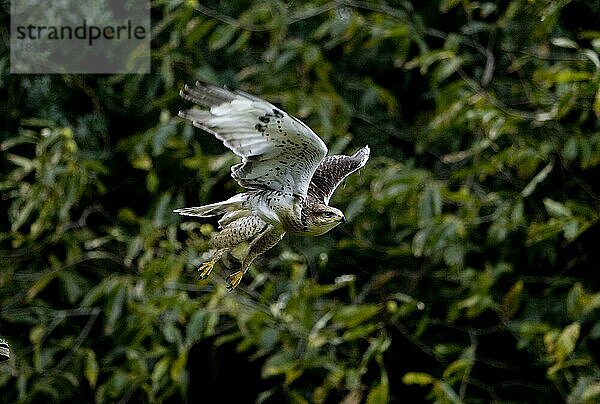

304,205,346,236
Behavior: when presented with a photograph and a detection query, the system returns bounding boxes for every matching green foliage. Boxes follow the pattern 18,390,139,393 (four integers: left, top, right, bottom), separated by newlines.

2,0,600,402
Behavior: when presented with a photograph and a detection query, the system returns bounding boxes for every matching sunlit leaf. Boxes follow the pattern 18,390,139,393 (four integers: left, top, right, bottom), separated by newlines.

366,377,389,404
85,349,99,389
521,161,554,197
331,304,381,328
556,322,580,362
551,37,578,49
402,372,434,386
262,351,296,378
501,280,524,318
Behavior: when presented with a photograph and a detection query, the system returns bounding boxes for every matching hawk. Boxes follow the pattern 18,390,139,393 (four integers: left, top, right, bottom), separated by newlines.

175,81,370,290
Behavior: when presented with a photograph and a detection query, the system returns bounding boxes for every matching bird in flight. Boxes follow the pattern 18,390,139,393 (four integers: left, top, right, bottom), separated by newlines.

175,81,370,290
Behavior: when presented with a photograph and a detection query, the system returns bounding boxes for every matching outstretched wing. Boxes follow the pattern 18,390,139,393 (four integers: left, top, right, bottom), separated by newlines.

307,146,370,204
179,81,327,197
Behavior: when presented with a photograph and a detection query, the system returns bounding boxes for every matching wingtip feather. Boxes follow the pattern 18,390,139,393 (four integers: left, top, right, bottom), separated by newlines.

354,145,371,166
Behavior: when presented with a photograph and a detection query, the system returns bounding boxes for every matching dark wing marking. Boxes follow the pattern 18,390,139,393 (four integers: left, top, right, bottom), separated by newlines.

179,81,327,197
307,146,370,204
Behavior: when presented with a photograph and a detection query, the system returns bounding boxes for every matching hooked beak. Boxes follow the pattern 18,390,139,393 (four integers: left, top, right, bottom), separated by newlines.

340,215,346,223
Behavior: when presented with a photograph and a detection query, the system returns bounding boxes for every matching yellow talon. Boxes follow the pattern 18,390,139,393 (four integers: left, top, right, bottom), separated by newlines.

197,249,228,280
197,260,216,279
226,271,244,291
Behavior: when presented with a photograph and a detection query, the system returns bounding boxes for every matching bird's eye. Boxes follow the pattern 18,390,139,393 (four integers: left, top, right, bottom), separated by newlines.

322,211,335,217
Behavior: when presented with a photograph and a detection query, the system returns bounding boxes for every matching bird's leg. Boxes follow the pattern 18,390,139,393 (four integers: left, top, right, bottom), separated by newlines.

198,248,228,279
226,226,285,291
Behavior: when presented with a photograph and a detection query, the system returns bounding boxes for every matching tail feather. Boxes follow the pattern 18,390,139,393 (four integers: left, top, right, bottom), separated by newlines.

173,194,247,218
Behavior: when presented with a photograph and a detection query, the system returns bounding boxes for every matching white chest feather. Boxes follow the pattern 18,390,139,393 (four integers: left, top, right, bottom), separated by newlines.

249,191,302,229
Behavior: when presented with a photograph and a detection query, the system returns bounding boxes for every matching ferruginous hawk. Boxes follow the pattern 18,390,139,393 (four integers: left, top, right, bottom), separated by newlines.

175,81,370,290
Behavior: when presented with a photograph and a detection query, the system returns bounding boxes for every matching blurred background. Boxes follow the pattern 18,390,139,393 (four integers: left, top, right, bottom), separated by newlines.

1,0,600,402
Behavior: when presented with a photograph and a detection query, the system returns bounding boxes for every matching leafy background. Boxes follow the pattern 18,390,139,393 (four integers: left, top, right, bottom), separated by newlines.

1,0,600,402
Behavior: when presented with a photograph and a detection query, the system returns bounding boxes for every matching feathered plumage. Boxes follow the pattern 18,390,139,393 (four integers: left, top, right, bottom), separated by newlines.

175,81,370,290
